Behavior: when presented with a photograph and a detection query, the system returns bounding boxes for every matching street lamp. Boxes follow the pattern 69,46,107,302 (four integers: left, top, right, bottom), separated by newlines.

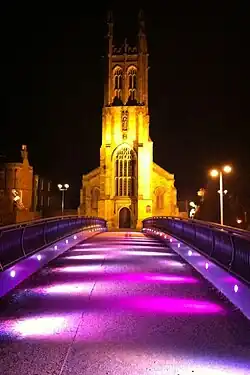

189,201,198,218
57,183,69,216
209,165,232,225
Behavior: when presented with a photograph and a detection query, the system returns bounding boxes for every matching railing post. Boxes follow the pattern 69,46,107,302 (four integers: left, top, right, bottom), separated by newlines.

0,230,3,270
43,220,47,245
229,233,236,270
193,222,196,243
210,227,215,257
21,225,26,256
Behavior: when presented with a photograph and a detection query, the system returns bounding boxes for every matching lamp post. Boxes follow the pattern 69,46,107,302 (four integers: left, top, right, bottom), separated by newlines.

209,165,232,225
57,183,69,216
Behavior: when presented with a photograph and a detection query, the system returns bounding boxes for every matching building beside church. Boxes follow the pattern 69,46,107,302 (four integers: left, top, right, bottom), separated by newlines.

0,145,53,225
79,11,179,229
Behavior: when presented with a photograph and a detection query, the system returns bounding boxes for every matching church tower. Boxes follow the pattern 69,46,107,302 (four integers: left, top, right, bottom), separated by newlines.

79,11,178,229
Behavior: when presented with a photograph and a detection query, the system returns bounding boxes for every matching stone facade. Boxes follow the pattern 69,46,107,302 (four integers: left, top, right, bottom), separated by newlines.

0,145,53,225
79,12,179,229
0,145,34,225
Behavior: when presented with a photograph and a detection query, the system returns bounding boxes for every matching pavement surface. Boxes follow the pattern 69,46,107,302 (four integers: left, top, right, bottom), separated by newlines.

0,231,250,375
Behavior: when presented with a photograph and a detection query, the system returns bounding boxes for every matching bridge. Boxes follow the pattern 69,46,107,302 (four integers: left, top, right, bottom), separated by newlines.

0,216,250,374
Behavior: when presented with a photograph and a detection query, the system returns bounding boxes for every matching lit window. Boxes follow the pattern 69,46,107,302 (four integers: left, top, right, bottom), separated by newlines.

115,147,136,197
91,188,100,210
155,187,165,209
113,67,123,99
128,67,137,100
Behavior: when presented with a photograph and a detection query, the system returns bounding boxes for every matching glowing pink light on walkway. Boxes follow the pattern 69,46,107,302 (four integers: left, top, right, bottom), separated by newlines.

121,250,174,257
124,297,224,314
13,316,67,337
57,265,101,273
64,254,104,260
44,283,91,294
144,274,197,283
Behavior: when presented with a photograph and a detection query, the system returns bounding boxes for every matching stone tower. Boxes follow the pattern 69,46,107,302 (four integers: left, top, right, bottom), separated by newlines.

79,11,178,229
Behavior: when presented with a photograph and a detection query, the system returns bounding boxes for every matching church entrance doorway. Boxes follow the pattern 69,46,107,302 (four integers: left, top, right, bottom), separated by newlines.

119,207,131,228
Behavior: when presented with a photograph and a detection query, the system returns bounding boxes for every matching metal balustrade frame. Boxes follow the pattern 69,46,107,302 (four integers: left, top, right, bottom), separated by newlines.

143,216,250,284
0,216,107,270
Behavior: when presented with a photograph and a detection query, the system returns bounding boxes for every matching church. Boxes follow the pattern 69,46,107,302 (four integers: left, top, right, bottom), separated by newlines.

79,12,179,229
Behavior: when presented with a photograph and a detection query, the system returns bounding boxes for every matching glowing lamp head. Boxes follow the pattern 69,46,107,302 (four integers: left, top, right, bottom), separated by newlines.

210,169,219,177
57,184,62,189
10,270,16,278
64,183,69,189
236,218,242,224
234,284,239,293
223,165,232,174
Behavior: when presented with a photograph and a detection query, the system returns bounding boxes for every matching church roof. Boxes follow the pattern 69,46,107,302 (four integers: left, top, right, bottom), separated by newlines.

153,162,174,179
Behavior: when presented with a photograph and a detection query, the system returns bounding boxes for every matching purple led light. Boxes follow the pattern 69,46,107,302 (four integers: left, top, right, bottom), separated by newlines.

10,270,16,278
234,284,239,293
37,254,42,261
73,235,77,239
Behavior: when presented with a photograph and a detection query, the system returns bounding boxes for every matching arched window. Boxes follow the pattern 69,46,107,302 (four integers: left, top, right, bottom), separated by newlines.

113,67,123,99
115,147,136,197
91,187,100,210
155,187,165,210
128,67,137,100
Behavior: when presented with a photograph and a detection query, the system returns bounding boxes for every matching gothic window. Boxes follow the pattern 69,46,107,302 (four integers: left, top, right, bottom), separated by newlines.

91,187,100,210
115,147,136,197
155,187,165,210
128,67,137,100
113,67,123,99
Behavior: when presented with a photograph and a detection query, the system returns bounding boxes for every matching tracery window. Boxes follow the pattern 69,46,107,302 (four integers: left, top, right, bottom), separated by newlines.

155,187,165,210
91,187,100,210
115,147,136,197
128,67,137,100
113,67,123,99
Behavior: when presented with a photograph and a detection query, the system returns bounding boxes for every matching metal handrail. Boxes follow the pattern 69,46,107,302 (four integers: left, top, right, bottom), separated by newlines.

145,216,250,237
0,216,107,270
0,215,98,231
143,216,250,284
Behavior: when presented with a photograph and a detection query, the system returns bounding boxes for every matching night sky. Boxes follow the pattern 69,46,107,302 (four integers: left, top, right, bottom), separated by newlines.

1,2,250,209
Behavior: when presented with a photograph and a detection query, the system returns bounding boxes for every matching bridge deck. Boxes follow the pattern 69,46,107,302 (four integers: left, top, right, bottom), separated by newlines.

0,231,250,374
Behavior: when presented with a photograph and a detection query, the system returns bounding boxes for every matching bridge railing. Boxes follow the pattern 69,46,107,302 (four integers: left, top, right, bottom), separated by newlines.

0,216,107,270
143,216,250,284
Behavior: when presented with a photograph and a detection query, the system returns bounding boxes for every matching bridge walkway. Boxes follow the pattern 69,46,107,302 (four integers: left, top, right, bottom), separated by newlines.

0,231,250,374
